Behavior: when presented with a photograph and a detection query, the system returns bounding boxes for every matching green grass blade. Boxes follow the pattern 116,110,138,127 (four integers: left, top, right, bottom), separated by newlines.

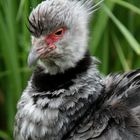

103,4,140,55
112,0,140,15
0,0,22,134
89,0,115,54
16,0,26,21
112,34,130,71
102,29,109,74
0,130,12,140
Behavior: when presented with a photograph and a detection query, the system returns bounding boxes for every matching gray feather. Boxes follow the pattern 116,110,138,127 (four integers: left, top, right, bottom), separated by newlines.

14,0,140,140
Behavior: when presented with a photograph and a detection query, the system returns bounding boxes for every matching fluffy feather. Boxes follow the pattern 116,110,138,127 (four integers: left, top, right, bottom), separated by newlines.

14,0,140,140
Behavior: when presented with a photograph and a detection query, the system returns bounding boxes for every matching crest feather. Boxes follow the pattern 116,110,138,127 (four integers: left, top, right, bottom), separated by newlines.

71,0,104,15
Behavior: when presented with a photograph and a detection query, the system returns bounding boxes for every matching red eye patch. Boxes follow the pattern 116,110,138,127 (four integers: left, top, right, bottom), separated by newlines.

45,27,66,46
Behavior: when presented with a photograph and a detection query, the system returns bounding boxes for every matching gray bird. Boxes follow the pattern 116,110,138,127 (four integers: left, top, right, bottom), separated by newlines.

14,0,140,140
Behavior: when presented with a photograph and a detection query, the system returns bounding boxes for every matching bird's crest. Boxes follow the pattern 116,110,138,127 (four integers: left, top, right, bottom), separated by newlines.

70,0,104,15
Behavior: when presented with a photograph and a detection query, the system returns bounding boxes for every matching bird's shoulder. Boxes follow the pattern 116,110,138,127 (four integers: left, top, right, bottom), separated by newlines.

103,69,140,112
67,69,140,140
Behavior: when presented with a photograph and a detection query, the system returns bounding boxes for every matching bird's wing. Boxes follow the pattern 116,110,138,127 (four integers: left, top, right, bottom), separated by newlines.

67,69,140,140
93,69,140,140
103,69,140,114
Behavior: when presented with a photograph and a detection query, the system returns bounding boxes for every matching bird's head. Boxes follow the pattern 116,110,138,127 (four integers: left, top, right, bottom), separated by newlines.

28,0,102,74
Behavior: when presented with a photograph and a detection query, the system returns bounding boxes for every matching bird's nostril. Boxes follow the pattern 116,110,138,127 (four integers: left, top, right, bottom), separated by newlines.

37,47,46,54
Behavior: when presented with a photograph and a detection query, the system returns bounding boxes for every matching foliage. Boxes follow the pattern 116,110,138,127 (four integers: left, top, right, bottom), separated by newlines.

0,0,140,139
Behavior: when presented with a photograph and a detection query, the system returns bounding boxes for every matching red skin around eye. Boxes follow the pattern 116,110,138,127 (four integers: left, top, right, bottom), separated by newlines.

45,27,66,49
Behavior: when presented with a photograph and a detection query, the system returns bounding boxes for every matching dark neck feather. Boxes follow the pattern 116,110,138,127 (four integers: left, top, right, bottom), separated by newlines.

31,51,92,93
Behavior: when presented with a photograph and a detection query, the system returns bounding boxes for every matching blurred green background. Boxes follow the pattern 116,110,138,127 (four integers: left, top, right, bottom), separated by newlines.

0,0,140,139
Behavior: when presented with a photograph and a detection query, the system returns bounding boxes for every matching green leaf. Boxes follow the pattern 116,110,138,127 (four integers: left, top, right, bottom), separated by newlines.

103,4,140,55
112,34,130,71
16,0,27,21
102,29,109,74
0,0,22,134
89,0,115,54
111,0,140,15
0,130,12,140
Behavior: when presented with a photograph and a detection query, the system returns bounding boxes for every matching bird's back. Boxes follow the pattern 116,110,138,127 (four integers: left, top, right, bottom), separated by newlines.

66,69,140,140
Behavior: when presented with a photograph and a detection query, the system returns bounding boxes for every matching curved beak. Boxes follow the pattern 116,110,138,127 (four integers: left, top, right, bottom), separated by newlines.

27,47,40,68
27,44,57,68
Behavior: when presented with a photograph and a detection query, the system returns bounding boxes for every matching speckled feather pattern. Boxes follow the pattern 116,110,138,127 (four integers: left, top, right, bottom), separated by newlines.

14,58,140,140
14,0,140,139
14,57,103,140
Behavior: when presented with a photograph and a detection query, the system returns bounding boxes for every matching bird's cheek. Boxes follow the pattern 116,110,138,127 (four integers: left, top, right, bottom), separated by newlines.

45,35,61,48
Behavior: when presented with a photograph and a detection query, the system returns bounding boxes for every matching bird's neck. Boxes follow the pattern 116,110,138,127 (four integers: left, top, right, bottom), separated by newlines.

37,48,89,75
26,52,103,139
31,51,91,92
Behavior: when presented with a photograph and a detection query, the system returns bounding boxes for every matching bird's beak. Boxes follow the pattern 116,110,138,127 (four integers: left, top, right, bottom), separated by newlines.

27,44,57,67
27,47,40,68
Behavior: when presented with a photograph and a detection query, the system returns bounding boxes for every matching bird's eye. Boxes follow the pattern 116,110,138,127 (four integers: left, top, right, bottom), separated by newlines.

46,27,66,43
54,28,64,36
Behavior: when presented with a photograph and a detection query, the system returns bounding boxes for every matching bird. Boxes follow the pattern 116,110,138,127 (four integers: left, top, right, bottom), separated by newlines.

14,0,140,140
